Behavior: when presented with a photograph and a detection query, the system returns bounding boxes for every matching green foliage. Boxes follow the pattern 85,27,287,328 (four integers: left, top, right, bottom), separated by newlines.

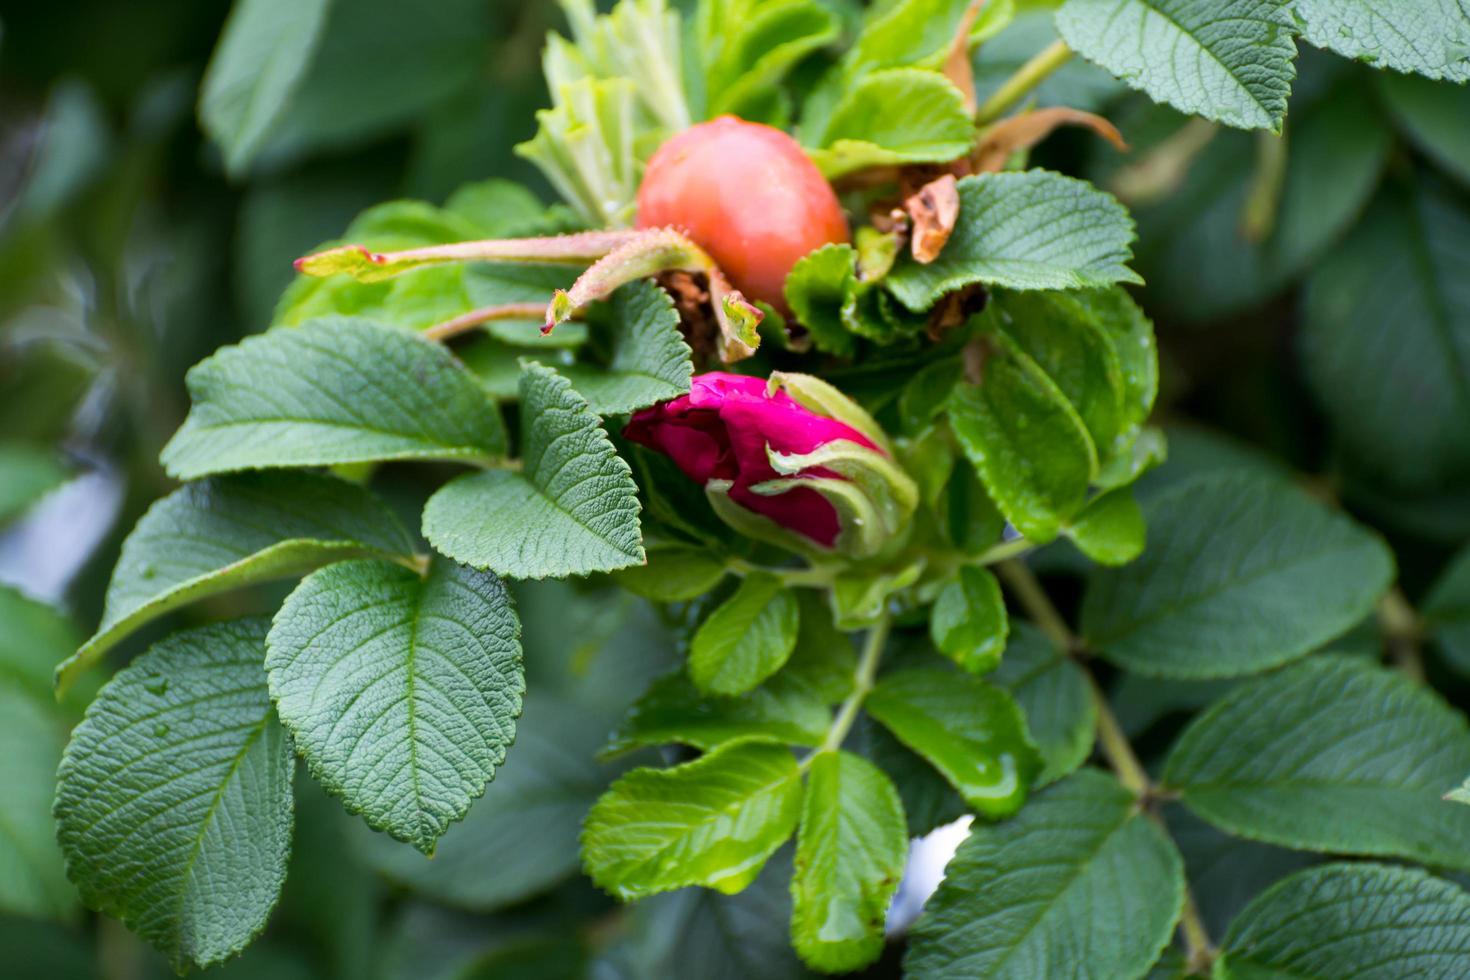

1427,544,1470,674
58,471,415,691
582,738,804,900
1163,656,1470,870
1292,0,1470,82
604,672,830,756
886,172,1141,309
1082,471,1395,677
162,316,508,478
790,751,907,972
1056,0,1297,131
560,281,693,414
930,566,1008,673
423,363,644,578
54,620,294,972
1215,863,1470,978
906,769,1184,979
806,68,976,178
266,558,522,853
690,573,802,695
991,624,1095,785
0,443,67,525
864,669,1041,817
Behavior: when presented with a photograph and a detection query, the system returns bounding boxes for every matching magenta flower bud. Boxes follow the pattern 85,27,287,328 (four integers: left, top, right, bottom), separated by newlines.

625,372,916,557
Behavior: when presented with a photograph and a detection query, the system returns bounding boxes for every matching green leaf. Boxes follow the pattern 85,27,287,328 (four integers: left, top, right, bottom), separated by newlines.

161,316,507,479
57,471,414,694
790,751,907,973
906,769,1184,979
689,573,801,696
559,280,693,415
930,566,1008,674
613,544,729,602
1065,487,1146,566
1081,471,1394,678
1162,656,1470,870
603,671,830,758
582,738,804,900
1056,0,1297,131
864,668,1041,817
807,68,976,179
991,623,1096,785
1293,0,1470,82
1302,180,1470,489
948,334,1097,542
1379,72,1470,187
357,692,620,910
266,558,523,854
0,685,74,921
784,243,859,357
0,443,67,525
848,0,1014,70
939,458,1007,554
199,0,333,174
54,619,294,972
697,0,841,121
423,362,644,578
885,171,1141,311
0,586,84,711
1426,544,1470,675
1216,863,1470,979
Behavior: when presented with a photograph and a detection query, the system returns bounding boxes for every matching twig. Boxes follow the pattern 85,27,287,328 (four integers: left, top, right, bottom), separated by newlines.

422,303,554,342
819,610,892,754
975,39,1072,124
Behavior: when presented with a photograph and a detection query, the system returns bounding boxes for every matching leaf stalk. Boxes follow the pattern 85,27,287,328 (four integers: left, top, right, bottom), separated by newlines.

975,39,1073,124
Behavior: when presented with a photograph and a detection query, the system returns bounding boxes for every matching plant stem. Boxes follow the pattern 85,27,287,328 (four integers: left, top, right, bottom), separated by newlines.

819,610,892,754
1378,587,1426,683
975,536,1033,566
996,557,1216,973
975,39,1073,124
995,559,1073,652
423,303,558,342
727,558,836,589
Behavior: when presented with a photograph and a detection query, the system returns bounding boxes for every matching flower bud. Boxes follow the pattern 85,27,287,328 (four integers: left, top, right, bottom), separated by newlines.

624,372,917,558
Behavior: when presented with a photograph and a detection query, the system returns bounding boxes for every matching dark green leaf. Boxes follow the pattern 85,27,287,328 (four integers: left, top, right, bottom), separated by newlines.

1426,544,1470,675
54,620,294,972
1379,72,1470,187
1293,0,1470,82
560,280,692,415
991,623,1096,785
266,558,523,854
1082,471,1394,678
1163,656,1470,870
906,769,1184,979
602,671,830,758
423,362,644,579
1216,863,1470,978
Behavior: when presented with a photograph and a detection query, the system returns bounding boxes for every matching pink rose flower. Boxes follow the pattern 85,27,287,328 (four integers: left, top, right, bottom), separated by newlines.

625,372,909,552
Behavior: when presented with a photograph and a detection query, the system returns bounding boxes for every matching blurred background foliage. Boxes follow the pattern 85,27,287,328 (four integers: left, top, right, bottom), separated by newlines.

3,0,1469,977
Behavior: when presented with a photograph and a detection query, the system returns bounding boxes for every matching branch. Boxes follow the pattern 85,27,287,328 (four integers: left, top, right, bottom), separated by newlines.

818,610,892,754
975,39,1073,124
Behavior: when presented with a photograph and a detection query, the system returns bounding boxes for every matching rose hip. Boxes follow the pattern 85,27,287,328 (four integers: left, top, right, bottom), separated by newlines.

637,116,850,313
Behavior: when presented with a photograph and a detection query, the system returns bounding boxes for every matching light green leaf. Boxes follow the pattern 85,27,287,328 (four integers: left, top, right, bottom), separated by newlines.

784,243,859,357
357,692,620,910
1379,72,1470,187
906,769,1184,979
791,751,907,973
266,558,523,854
1163,656,1470,870
1302,179,1470,489
1056,0,1297,131
807,68,976,179
199,0,333,174
0,686,74,921
559,280,692,415
582,738,804,900
423,362,643,578
1082,471,1394,678
948,333,1097,542
0,443,67,525
602,671,830,758
1065,487,1146,566
1426,544,1470,676
57,471,414,694
161,316,507,479
1216,863,1470,979
848,0,1014,71
992,623,1095,785
54,619,294,972
887,171,1140,311
1293,0,1470,82
613,544,729,602
864,668,1041,817
930,566,1008,674
698,0,840,121
690,573,801,696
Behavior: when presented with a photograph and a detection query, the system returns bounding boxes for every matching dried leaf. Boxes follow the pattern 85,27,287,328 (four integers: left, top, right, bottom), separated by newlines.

974,108,1128,173
905,173,962,264
943,0,987,116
